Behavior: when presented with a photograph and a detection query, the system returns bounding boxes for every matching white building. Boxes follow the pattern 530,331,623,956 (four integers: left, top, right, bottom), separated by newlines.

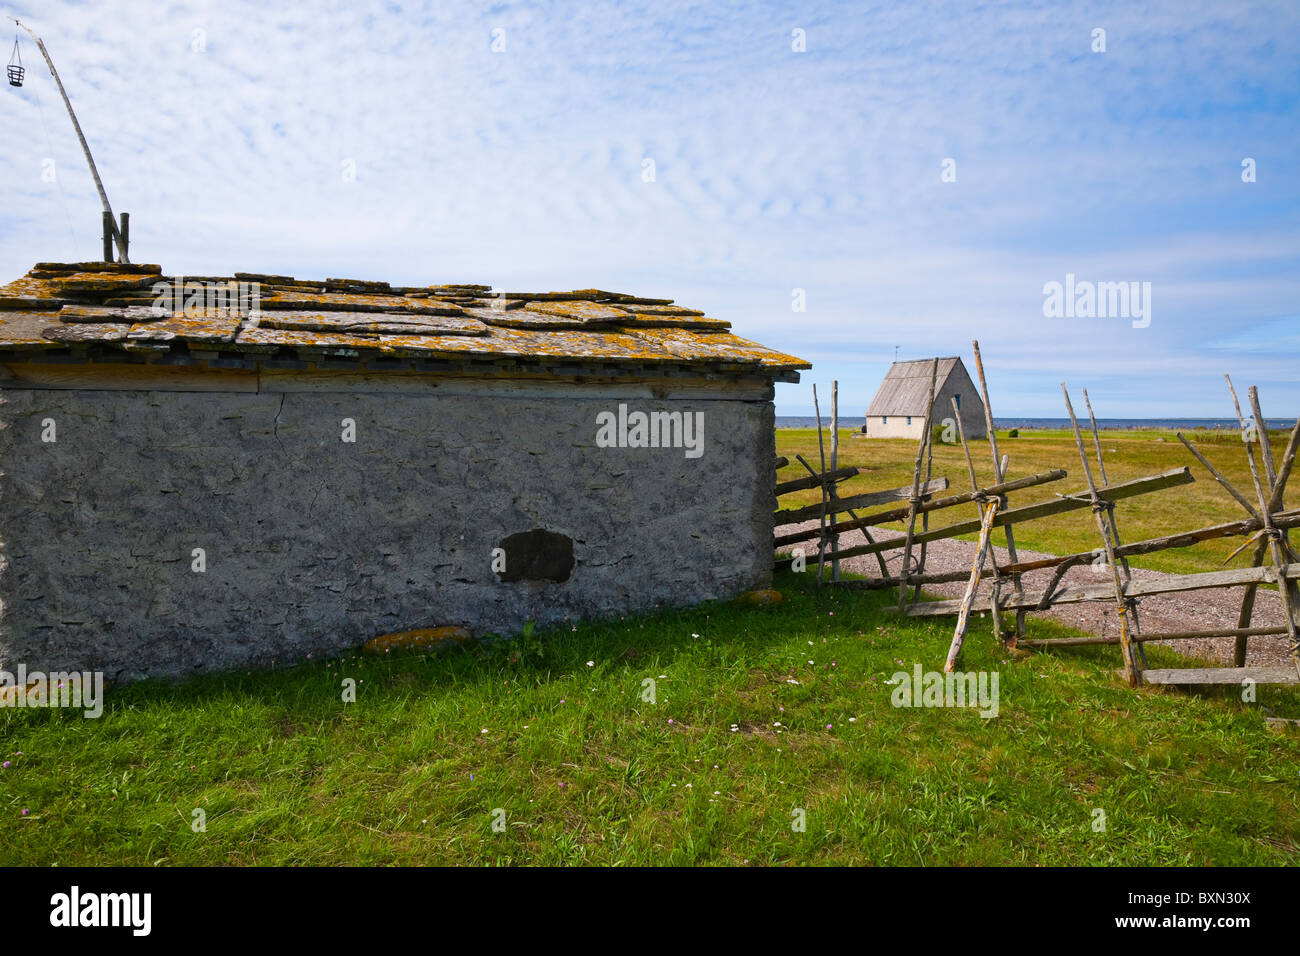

863,356,986,440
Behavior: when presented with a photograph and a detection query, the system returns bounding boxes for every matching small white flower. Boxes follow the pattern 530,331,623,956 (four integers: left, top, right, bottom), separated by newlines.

586,660,594,667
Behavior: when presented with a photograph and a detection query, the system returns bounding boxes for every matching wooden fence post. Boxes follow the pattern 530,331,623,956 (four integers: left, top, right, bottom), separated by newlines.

1063,384,1141,686
973,341,1026,644
830,381,840,583
897,359,939,611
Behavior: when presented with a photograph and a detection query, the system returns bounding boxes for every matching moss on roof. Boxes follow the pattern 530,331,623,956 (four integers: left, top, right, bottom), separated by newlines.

0,263,810,376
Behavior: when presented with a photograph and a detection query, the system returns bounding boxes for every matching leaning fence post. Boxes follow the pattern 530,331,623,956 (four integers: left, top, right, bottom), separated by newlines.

1081,390,1147,668
897,358,939,611
1231,415,1300,664
830,380,840,583
945,498,1000,672
951,396,1005,639
1228,381,1300,675
812,384,831,585
1063,384,1141,686
972,341,1026,644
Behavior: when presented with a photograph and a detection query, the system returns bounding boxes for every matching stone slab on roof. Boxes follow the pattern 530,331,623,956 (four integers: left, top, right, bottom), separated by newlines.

0,263,809,377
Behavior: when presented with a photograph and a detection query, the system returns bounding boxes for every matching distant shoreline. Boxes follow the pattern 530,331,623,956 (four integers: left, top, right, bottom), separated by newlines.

774,417,1292,431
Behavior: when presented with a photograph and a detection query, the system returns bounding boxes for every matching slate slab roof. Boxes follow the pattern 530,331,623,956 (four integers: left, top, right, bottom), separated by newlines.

865,357,962,416
0,263,809,377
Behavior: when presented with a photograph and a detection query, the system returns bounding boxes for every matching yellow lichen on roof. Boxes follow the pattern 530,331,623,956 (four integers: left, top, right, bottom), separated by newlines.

258,310,489,336
51,271,163,293
520,300,633,322
0,312,64,349
0,262,811,373
260,291,468,316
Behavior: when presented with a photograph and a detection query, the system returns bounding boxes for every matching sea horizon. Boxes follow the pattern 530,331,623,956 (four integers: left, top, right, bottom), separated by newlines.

774,416,1293,431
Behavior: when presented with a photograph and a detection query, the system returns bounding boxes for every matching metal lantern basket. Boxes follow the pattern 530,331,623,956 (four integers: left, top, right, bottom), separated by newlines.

7,36,21,87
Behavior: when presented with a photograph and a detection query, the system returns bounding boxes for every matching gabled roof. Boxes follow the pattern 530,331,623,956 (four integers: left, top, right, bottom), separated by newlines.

0,263,809,379
865,356,964,416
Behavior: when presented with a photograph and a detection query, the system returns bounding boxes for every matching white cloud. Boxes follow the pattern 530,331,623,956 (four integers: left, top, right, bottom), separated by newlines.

1,0,1297,415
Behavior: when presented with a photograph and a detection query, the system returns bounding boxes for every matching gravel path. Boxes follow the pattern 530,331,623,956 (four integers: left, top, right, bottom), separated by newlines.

779,518,1295,667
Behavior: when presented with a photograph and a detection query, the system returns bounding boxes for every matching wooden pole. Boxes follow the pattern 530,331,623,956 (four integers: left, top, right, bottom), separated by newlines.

101,211,113,263
830,380,840,582
795,468,1194,566
1227,382,1300,675
775,476,951,527
913,387,937,605
793,455,891,578
1081,387,1147,667
775,465,858,497
1021,626,1291,649
1063,384,1140,685
775,469,1065,547
897,359,939,611
1232,415,1300,664
945,499,999,672
952,396,1004,638
9,17,128,262
1176,433,1260,519
903,562,1300,618
839,509,1300,591
1082,388,1109,487
972,341,1025,643
812,384,830,584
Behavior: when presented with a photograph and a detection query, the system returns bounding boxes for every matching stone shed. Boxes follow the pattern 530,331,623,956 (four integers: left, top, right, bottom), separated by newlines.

0,262,808,682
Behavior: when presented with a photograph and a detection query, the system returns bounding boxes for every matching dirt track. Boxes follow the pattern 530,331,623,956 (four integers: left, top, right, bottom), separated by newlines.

779,518,1295,668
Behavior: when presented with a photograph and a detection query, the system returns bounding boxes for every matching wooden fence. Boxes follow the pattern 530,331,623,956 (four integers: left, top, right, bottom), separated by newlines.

776,343,1300,689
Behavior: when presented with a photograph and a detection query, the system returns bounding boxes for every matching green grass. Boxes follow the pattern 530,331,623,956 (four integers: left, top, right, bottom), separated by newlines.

777,427,1294,576
3,571,1298,865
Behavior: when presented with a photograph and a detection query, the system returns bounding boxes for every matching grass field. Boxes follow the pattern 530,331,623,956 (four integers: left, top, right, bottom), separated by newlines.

2,571,1298,866
776,427,1295,576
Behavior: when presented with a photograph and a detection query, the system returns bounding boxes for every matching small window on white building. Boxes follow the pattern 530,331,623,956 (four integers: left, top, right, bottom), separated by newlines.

906,416,912,426
882,416,888,425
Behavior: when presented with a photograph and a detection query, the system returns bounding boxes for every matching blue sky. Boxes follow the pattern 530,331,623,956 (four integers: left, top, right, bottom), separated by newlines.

1,0,1296,417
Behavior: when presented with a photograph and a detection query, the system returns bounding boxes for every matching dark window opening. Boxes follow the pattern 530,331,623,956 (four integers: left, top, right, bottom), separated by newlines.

496,528,575,583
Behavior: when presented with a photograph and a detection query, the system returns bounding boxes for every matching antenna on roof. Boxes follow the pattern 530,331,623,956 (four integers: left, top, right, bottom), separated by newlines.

894,345,900,362
7,16,130,263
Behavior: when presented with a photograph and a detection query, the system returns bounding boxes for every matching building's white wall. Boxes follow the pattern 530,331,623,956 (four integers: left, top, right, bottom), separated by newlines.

863,415,924,439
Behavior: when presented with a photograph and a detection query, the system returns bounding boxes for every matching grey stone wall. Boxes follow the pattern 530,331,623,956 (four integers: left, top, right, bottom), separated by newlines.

0,386,775,682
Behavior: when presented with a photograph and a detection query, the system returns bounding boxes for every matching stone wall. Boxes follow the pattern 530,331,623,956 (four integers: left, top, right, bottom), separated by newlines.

0,385,775,682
